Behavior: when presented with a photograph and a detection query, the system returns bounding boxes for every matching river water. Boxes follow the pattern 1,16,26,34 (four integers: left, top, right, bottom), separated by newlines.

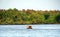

0,24,60,37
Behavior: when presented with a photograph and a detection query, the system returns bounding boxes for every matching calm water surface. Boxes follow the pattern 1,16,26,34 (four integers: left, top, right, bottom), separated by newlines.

0,24,60,37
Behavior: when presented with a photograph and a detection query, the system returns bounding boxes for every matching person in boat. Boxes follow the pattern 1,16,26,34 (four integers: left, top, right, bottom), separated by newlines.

27,26,32,29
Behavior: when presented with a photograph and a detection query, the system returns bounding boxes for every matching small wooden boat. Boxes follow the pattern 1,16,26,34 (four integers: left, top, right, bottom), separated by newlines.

27,26,32,29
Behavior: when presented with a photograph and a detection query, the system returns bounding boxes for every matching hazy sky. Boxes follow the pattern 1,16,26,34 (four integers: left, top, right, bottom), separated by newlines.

0,0,60,10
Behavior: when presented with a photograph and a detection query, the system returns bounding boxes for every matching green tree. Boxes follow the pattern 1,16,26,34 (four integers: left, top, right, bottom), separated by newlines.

55,14,60,23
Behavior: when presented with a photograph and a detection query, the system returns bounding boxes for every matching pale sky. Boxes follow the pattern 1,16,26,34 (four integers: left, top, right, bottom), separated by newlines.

0,0,60,10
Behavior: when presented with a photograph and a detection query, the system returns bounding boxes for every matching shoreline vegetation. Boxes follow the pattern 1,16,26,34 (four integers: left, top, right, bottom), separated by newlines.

0,8,60,24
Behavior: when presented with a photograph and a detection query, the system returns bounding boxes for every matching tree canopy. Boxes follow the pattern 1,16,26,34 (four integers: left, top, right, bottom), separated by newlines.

0,8,60,24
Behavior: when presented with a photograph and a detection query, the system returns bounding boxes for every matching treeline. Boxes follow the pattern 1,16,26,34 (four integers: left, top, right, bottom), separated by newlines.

0,8,60,24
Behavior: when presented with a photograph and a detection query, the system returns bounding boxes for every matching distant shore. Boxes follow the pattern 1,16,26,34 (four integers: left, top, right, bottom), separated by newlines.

0,8,60,24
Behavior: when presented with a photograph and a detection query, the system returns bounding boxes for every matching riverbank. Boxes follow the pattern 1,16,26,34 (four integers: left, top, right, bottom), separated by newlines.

0,8,60,24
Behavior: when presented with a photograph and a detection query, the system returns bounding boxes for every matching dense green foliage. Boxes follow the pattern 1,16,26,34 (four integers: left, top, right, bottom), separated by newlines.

55,14,60,23
0,8,60,24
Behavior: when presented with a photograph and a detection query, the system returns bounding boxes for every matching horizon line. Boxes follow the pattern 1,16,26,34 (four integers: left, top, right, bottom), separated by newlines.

0,8,60,11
